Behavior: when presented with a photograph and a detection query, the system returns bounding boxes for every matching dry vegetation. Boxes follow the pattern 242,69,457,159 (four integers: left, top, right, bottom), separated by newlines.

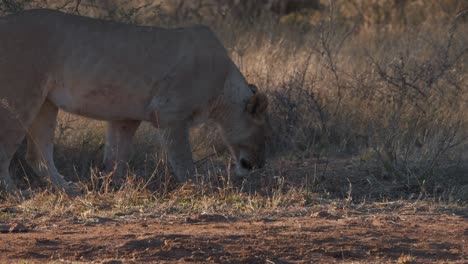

0,0,467,263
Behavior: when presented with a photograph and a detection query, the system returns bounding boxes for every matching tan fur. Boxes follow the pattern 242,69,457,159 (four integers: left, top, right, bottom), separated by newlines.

0,9,268,195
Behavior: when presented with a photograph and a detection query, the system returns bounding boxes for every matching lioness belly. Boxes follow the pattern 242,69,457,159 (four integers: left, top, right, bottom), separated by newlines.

47,82,148,121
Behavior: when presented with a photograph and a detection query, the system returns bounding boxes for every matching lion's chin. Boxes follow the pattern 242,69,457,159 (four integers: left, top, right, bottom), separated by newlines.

231,164,250,181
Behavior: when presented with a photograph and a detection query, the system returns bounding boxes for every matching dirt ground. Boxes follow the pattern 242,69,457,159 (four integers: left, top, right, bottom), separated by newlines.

0,205,467,263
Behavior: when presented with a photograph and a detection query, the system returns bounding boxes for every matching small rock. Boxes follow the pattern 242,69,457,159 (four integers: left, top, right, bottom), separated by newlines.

0,224,10,233
0,207,19,214
196,214,229,222
9,223,28,233
185,217,198,223
186,214,229,223
312,211,341,220
101,260,123,264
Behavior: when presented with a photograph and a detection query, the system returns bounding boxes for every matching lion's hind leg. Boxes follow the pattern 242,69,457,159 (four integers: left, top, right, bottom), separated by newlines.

0,97,43,196
0,123,19,196
26,100,78,194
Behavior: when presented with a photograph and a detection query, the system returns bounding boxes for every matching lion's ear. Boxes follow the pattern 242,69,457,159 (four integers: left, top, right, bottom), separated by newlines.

248,83,258,94
246,93,268,117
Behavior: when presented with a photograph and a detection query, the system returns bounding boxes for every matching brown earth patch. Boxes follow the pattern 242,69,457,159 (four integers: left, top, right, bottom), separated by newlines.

0,210,466,263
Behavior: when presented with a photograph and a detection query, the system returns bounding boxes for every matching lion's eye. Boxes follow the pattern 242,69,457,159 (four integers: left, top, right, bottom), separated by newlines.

240,158,253,170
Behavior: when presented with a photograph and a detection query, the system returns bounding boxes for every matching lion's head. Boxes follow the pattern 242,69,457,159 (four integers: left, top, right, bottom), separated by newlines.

218,84,269,178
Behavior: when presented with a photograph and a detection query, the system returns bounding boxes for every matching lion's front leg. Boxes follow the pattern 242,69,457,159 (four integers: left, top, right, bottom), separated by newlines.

161,123,194,183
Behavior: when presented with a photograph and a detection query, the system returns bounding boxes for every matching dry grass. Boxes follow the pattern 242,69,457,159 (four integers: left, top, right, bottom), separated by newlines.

3,176,466,223
397,253,416,264
1,0,467,207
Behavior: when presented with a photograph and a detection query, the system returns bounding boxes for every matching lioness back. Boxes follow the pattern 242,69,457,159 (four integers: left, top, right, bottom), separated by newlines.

2,9,232,123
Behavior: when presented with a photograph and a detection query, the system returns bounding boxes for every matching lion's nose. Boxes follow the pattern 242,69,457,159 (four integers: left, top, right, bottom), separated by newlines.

240,158,253,170
257,161,264,169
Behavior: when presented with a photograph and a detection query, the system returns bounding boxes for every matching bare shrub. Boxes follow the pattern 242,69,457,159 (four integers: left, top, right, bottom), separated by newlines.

0,0,34,14
362,21,467,190
237,2,468,196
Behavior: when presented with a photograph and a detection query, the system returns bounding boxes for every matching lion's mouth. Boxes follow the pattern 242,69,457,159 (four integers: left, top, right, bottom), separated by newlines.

239,158,253,171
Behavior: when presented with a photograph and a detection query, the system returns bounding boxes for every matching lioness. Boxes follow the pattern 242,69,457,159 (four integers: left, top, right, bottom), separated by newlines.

0,9,268,195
